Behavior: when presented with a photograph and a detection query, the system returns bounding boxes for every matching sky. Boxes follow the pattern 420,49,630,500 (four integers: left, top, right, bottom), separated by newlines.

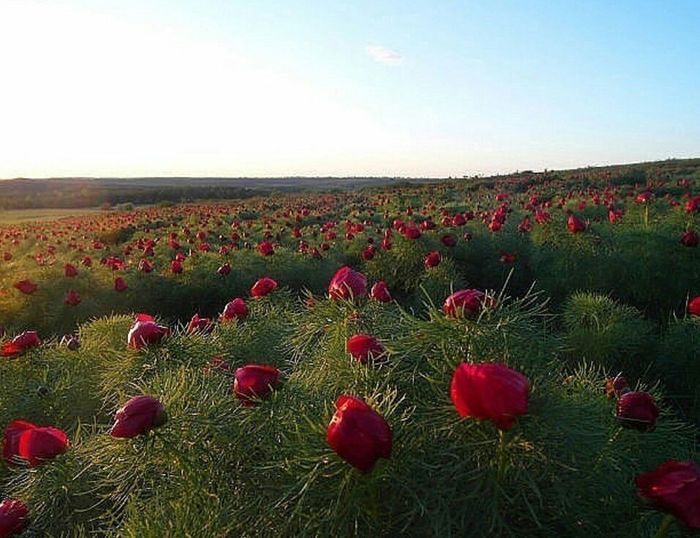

0,0,698,178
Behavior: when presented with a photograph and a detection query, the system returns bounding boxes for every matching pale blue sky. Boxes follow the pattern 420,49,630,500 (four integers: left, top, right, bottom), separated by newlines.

0,0,698,177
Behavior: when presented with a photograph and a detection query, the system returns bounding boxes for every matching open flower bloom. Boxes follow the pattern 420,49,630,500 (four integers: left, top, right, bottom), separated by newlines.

328,266,367,300
187,313,214,334
110,395,167,438
221,298,248,321
326,395,392,473
443,289,486,318
1,331,41,358
688,296,700,317
233,364,280,405
2,420,69,467
0,498,29,537
450,362,530,430
370,281,392,303
616,391,659,432
127,314,170,349
635,460,700,530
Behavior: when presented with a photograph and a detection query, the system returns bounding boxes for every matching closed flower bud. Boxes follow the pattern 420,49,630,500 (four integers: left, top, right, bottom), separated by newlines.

127,315,170,349
346,334,385,364
370,281,392,303
443,289,486,318
233,364,280,405
110,395,167,438
616,391,659,431
250,277,278,298
3,420,69,467
0,498,29,537
328,266,367,300
450,362,529,430
326,395,392,473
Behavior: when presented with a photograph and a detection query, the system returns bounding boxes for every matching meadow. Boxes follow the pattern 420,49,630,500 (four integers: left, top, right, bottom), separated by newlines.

0,160,698,537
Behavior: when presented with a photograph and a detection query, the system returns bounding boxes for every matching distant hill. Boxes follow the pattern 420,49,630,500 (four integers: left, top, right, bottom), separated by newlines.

0,158,698,210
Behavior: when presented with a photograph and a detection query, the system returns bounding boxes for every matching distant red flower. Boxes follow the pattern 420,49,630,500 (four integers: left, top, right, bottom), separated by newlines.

635,460,700,530
689,296,700,316
443,289,486,318
450,362,529,430
221,298,248,321
2,420,69,467
257,241,274,256
1,331,41,357
187,313,214,334
441,234,457,247
499,251,516,264
127,315,170,349
114,277,128,292
138,259,154,273
567,215,586,233
680,230,699,247
64,263,78,277
370,281,392,303
64,289,81,306
217,263,231,276
616,391,659,431
0,498,29,537
170,259,183,274
424,251,441,268
233,364,280,405
14,280,37,295
250,277,278,298
326,395,392,473
346,334,385,364
328,266,367,301
110,395,167,438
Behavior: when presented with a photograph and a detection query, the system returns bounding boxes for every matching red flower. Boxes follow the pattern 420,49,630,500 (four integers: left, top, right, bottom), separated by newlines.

221,298,249,321
689,296,700,316
370,281,392,303
138,259,154,273
257,241,274,256
424,251,441,268
450,362,529,430
567,215,586,233
170,259,183,274
441,234,457,247
187,313,214,334
499,251,516,264
13,280,37,295
346,334,385,363
361,245,375,261
114,277,128,292
110,395,167,438
127,315,170,349
233,364,280,405
64,263,78,277
0,498,29,537
250,277,278,298
616,391,659,431
680,230,699,247
443,289,486,318
635,460,700,530
1,331,41,358
64,289,81,306
326,395,392,473
217,263,231,276
2,420,69,467
81,256,92,267
328,266,367,300
604,375,630,399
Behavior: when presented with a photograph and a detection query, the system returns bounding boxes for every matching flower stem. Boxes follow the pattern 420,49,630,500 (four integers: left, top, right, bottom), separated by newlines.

496,429,507,486
653,514,675,538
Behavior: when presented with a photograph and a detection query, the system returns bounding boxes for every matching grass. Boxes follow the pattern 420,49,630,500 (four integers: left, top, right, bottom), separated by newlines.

0,207,104,224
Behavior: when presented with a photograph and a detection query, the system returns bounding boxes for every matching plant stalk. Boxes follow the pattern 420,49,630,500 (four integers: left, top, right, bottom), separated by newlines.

652,514,675,538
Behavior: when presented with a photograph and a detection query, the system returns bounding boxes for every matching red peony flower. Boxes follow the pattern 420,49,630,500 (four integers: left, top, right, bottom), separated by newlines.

3,420,69,467
424,251,441,268
170,259,183,274
217,263,232,276
567,214,586,233
635,460,700,530
250,277,278,298
328,266,367,300
689,296,700,316
326,395,392,473
114,277,128,292
443,289,486,318
13,280,37,295
0,498,29,537
127,315,170,349
233,364,280,405
187,313,214,334
64,289,81,306
441,234,457,247
680,230,699,247
450,362,529,430
370,281,392,303
64,263,78,277
138,259,154,273
346,334,385,364
1,331,41,358
221,298,249,321
110,395,167,438
616,391,659,431
257,241,274,256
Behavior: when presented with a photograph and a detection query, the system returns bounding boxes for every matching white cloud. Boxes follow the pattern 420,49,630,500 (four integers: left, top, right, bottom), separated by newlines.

366,45,403,65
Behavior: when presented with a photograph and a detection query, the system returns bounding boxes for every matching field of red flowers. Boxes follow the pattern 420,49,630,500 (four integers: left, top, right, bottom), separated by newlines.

0,162,699,537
